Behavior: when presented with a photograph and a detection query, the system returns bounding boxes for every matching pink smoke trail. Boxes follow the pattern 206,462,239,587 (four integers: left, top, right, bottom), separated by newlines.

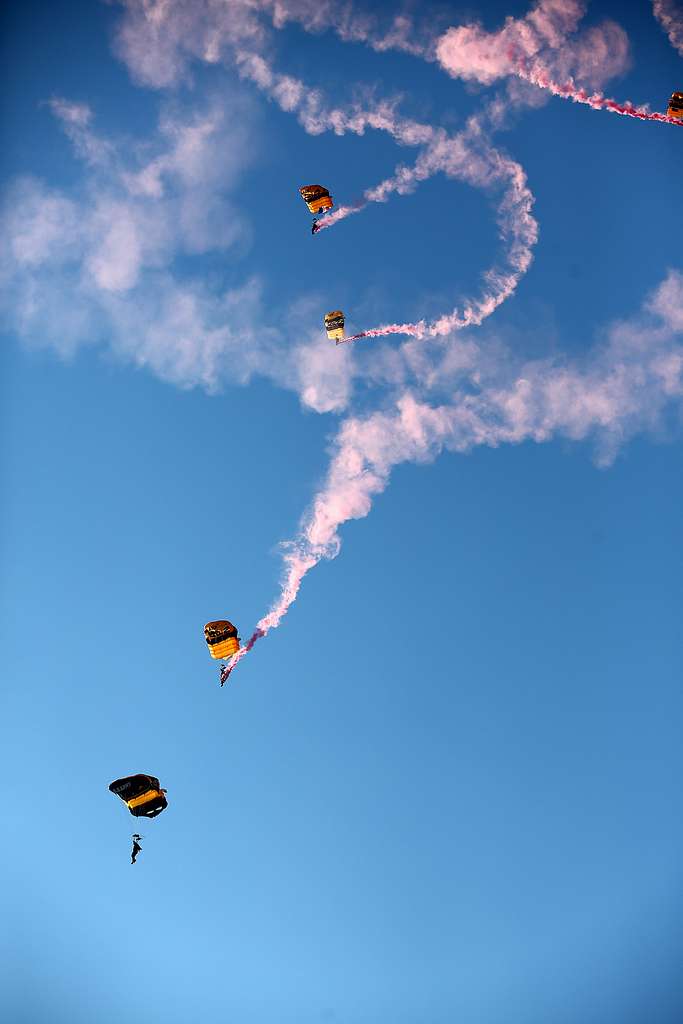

225,264,683,682
516,58,683,125
220,547,319,680
220,626,264,682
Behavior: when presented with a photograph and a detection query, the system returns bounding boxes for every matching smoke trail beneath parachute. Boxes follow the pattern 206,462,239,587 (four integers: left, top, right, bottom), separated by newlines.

220,549,319,680
515,59,683,125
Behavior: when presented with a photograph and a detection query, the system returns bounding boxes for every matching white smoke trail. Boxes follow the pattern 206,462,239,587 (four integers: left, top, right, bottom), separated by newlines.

217,42,540,345
319,111,537,343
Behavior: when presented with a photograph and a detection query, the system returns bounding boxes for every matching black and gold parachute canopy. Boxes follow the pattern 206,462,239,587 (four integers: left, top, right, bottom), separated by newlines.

109,774,168,818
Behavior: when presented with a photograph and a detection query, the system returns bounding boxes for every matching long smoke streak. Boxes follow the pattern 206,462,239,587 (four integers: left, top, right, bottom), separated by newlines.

434,2,680,126
515,59,683,125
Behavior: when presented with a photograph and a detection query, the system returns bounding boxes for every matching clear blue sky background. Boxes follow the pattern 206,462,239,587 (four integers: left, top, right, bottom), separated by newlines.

1,2,682,1023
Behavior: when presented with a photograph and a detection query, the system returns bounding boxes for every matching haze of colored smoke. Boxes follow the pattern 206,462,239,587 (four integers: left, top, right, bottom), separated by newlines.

228,270,683,678
99,3,683,678
433,0,588,85
653,0,683,57
434,0,680,126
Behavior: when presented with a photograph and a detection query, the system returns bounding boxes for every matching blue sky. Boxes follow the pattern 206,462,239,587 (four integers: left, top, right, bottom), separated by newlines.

1,2,683,1022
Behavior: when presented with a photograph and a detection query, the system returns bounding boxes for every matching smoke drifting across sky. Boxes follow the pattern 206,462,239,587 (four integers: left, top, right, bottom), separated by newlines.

2,0,683,675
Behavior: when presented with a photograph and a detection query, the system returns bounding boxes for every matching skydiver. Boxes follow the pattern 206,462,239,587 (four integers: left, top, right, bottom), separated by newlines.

131,834,143,864
220,663,231,686
312,220,320,235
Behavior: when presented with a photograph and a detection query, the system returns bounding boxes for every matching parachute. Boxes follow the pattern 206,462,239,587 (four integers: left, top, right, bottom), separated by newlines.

324,310,345,342
109,774,168,818
666,92,683,121
204,620,240,660
299,184,333,215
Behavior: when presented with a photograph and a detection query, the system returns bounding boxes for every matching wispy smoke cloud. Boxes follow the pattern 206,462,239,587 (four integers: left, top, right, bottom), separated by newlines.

5,0,682,681
434,0,681,126
0,95,357,412
114,1,540,344
434,0,588,86
232,271,683,668
653,0,683,56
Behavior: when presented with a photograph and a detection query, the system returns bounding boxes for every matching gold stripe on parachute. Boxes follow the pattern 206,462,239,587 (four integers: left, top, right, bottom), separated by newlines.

128,789,165,811
300,185,334,215
207,636,240,660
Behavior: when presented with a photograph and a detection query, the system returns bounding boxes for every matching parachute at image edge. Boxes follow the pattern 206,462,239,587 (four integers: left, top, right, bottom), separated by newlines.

666,92,683,120
204,620,240,660
109,774,168,818
324,310,345,342
299,184,333,215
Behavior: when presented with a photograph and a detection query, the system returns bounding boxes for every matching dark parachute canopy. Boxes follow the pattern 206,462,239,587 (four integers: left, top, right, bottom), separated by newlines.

204,620,240,660
299,184,333,215
109,774,168,818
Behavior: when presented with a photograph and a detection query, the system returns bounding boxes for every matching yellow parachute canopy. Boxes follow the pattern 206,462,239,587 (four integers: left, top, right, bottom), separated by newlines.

204,620,240,660
109,774,168,818
300,185,334,215
667,92,683,120
324,310,345,342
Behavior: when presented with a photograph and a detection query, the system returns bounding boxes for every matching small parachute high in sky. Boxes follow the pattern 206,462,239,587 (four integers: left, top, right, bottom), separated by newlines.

324,310,345,342
666,92,683,120
299,184,333,215
109,774,168,819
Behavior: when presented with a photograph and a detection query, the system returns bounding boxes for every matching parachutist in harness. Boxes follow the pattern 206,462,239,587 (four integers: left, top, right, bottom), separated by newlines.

312,220,320,235
219,663,232,686
131,834,143,864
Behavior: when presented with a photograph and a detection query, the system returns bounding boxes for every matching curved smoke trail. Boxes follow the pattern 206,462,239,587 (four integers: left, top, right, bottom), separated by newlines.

314,109,537,344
